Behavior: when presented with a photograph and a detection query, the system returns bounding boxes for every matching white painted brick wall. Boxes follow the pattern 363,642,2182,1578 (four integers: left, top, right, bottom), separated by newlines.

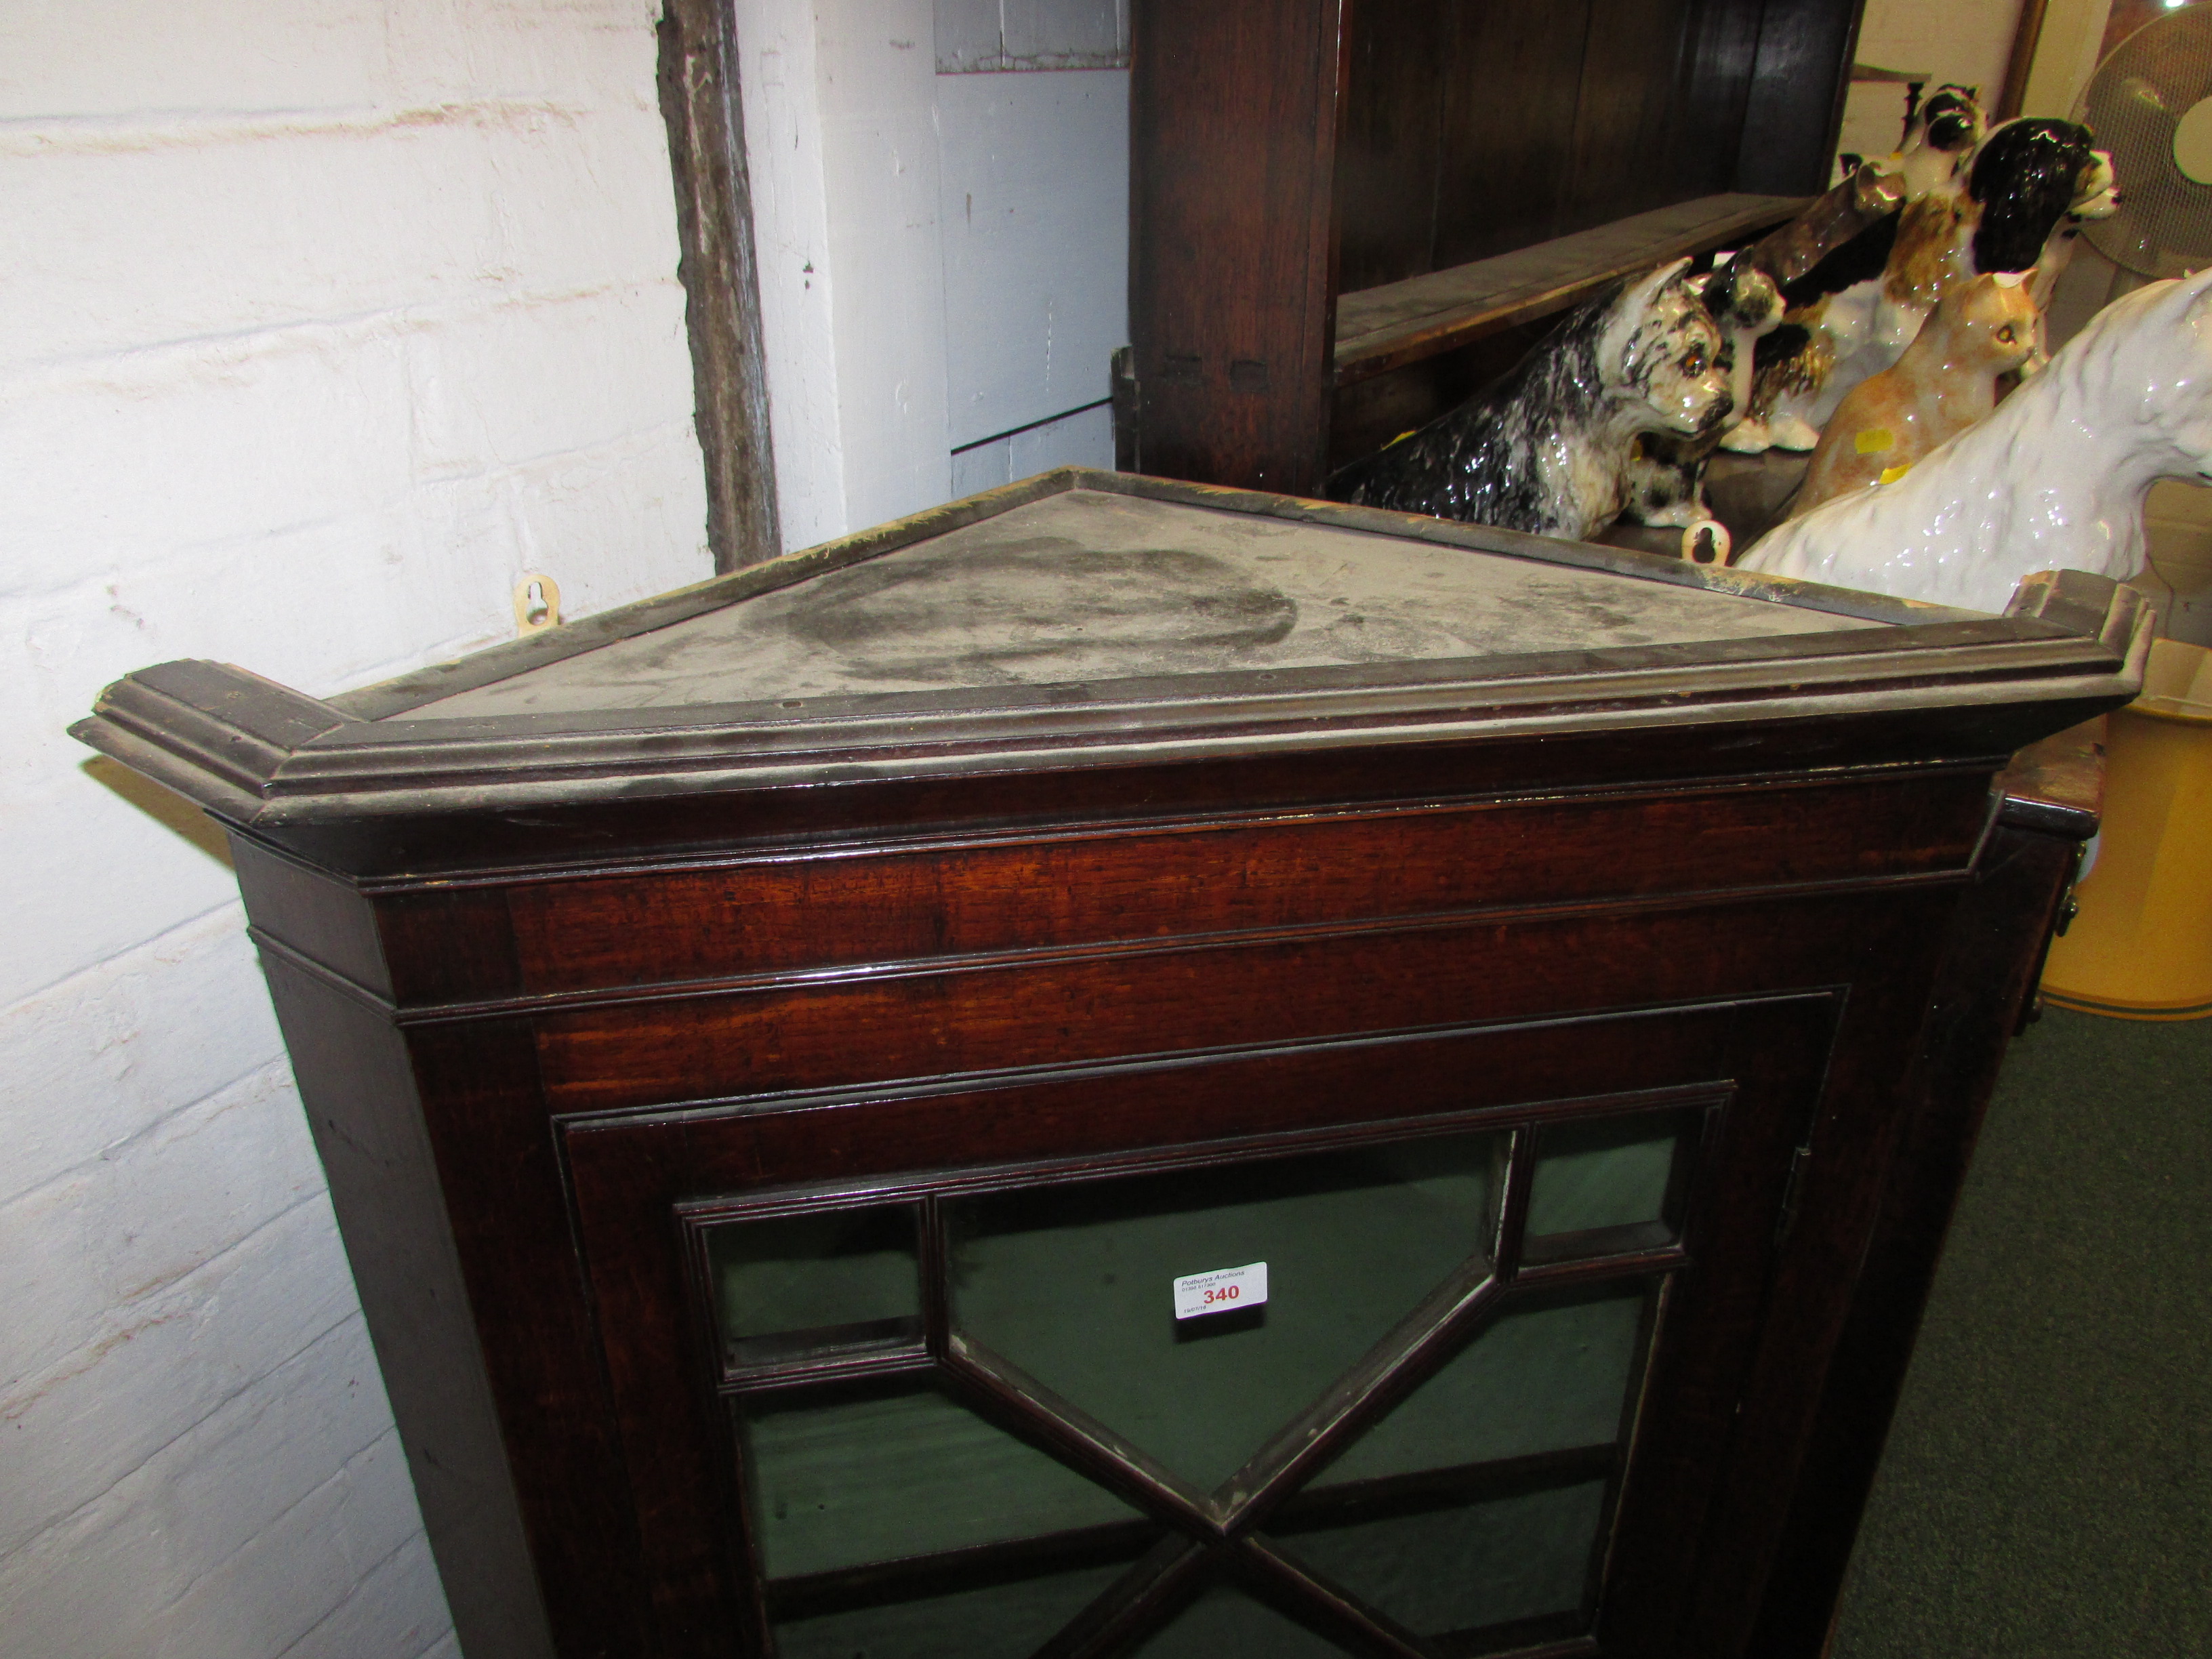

735,0,956,550
949,403,1115,496
935,0,1130,72
937,68,1128,450
735,1,1129,555
0,3,711,1654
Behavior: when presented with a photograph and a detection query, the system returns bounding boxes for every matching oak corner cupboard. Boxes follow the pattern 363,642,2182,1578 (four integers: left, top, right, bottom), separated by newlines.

76,470,2142,1659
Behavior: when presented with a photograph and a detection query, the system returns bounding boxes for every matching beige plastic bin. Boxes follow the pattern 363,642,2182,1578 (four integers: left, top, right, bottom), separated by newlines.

2043,636,2212,1019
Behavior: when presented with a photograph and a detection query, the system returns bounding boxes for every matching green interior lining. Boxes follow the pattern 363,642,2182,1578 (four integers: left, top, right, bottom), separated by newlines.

949,1135,1500,1491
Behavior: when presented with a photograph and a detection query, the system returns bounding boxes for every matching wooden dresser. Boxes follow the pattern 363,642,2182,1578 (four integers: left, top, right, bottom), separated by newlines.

1125,0,1858,490
76,471,2141,1659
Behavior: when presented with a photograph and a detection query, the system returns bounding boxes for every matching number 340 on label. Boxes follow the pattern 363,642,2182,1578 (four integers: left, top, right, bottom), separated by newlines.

1172,1262,1268,1321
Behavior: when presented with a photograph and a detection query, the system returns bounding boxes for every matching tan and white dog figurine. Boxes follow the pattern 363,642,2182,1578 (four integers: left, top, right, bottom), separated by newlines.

1727,85,1986,453
1741,266,2212,613
1742,110,2114,451
1788,270,2039,518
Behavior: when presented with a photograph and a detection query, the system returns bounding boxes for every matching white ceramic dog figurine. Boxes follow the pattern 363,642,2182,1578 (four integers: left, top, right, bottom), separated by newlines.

1739,266,2212,613
1329,259,1733,540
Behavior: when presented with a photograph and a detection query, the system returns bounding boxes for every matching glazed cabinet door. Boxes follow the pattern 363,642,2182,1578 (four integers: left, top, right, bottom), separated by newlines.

561,994,1841,1658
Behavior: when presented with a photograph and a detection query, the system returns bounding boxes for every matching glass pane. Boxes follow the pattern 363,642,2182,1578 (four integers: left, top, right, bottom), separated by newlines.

740,1382,1141,1580
708,1204,922,1370
948,1134,1501,1493
1127,1583,1351,1658
1271,1478,1605,1647
1320,1285,1650,1487
1525,1113,1694,1245
773,1558,1134,1659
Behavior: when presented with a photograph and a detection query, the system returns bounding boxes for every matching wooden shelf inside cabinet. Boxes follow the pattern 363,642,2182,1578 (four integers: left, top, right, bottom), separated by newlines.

1333,193,1809,388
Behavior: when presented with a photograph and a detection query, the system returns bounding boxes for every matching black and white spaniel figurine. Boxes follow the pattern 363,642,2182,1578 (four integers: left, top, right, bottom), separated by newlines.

1326,260,1736,541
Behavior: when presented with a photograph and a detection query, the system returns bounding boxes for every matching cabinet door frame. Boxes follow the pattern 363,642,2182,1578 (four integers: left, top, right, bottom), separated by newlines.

560,992,1842,1656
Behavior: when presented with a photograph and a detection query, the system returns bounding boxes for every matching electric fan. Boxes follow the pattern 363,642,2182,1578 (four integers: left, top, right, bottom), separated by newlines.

2081,3,2212,276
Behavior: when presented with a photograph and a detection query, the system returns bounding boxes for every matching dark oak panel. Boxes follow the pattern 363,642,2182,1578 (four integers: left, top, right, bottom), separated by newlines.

532,888,1958,1114
1735,825,2085,1653
1128,1,1343,491
1334,0,1451,293
1563,0,1701,231
1431,0,1593,268
253,959,571,1659
506,773,1992,994
1734,0,1866,195
230,836,392,999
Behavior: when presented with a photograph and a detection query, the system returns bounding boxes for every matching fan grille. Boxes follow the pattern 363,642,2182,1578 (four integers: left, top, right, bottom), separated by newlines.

2083,7,2212,276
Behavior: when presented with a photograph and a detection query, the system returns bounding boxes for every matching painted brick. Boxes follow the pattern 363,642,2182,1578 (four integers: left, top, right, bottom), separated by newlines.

937,68,1128,446
403,287,700,480
278,1531,452,1659
1,329,422,596
5,1314,400,1590
1,1421,437,1659
0,788,245,1012
0,1197,362,1563
0,1,401,120
155,1431,434,1659
0,907,278,1210
1,1061,323,1391
495,422,718,613
3,127,504,371
384,1,671,110
3,116,689,373
3,309,696,626
0,1,668,123
3,4,706,1654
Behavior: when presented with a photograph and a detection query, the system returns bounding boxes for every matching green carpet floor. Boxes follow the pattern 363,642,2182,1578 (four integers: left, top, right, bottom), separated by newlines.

1831,1007,2212,1656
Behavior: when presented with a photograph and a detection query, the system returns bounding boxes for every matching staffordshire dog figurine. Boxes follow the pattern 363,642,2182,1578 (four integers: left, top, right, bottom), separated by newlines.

1623,254,1788,531
1328,259,1734,541
1757,116,2113,445
1789,270,2039,518
1729,84,1986,453
1742,266,2212,613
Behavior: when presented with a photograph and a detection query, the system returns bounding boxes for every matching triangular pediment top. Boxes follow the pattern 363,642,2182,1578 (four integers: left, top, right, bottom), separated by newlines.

386,480,1898,724
70,472,2147,843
